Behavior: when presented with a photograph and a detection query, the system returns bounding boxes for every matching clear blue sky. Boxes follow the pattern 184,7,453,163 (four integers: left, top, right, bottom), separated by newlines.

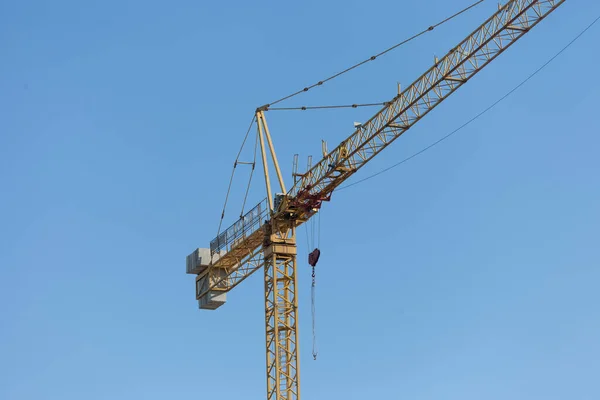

1,1,599,399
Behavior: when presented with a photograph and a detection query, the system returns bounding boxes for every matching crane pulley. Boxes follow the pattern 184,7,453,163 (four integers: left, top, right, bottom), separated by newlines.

186,1,566,399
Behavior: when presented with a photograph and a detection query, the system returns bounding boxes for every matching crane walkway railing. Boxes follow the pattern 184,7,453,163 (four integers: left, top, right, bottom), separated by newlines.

210,198,268,256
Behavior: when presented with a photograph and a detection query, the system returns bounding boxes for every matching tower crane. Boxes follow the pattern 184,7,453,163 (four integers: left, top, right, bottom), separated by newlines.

186,1,565,399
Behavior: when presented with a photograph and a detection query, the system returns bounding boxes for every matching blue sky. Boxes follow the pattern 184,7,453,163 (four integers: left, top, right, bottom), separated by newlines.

1,1,599,399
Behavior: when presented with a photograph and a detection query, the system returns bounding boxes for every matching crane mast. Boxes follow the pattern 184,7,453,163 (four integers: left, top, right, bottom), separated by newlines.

186,1,565,399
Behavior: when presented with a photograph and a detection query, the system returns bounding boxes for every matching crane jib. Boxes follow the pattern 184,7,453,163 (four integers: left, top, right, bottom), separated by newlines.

288,0,566,207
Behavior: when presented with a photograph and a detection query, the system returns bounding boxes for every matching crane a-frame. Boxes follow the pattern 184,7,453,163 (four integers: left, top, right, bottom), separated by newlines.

186,1,565,399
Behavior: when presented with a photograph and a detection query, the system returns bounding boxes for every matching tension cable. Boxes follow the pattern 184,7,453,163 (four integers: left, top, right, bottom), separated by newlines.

259,0,485,110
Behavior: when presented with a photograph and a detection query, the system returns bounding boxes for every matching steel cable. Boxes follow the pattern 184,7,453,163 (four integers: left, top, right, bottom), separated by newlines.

260,0,485,110
268,102,389,111
216,115,256,239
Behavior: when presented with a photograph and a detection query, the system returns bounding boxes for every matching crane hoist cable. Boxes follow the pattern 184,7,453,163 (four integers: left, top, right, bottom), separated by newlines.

335,13,600,193
306,210,322,361
303,223,318,359
260,0,485,110
311,264,317,360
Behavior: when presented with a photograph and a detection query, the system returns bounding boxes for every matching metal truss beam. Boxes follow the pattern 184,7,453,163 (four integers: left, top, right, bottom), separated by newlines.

197,239,265,299
287,0,565,213
264,225,300,400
